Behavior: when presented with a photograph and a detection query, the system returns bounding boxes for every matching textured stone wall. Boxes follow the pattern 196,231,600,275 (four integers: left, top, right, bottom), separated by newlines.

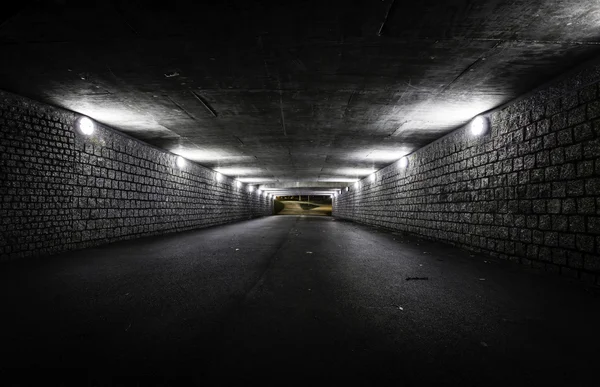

0,91,272,261
334,62,600,284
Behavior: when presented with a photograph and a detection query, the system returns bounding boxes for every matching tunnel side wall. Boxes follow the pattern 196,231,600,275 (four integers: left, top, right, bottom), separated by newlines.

333,62,600,284
0,91,272,261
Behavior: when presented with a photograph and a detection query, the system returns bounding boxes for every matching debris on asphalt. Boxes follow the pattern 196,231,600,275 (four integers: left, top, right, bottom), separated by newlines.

235,248,239,251
480,341,488,347
306,251,313,254
479,278,486,281
406,277,429,281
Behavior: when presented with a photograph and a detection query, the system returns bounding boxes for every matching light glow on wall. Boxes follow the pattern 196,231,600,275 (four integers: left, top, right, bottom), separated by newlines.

315,177,360,183
398,100,495,131
337,168,376,176
215,172,222,181
172,149,254,163
215,167,263,176
176,156,186,169
238,177,279,183
365,150,408,162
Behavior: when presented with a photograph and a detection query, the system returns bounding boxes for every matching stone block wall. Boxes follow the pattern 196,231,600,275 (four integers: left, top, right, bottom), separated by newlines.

0,91,272,261
334,61,600,284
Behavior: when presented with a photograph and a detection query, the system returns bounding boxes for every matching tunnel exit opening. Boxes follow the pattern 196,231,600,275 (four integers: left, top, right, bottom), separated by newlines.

273,195,332,216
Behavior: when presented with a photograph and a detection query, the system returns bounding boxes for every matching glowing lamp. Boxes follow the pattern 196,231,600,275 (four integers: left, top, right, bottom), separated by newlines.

471,116,488,136
399,157,409,169
78,117,95,135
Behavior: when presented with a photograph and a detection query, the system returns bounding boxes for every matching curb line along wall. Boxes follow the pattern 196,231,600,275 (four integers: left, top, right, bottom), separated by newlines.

0,90,272,262
334,60,600,285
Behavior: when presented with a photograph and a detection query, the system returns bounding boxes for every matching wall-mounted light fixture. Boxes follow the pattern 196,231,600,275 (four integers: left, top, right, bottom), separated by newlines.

471,115,489,136
354,182,360,189
399,156,409,169
370,173,376,182
257,189,262,195
249,186,254,192
215,172,222,182
236,180,242,188
176,156,186,169
77,116,95,135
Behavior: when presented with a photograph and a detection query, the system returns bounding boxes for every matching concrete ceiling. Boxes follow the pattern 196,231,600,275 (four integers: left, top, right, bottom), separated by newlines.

2,0,600,193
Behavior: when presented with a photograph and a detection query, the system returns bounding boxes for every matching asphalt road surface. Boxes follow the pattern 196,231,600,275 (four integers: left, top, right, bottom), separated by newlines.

1,216,598,386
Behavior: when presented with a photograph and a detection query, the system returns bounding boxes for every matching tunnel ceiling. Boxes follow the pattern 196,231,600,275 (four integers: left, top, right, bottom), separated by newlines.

1,1,600,190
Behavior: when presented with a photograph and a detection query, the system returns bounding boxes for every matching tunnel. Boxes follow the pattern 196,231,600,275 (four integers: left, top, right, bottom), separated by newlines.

1,1,600,385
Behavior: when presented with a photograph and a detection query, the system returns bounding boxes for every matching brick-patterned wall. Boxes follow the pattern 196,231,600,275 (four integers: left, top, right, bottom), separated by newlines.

334,62,600,284
0,91,272,261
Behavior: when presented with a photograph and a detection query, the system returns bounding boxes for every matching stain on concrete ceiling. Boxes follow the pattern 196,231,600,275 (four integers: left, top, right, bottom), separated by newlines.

1,0,600,187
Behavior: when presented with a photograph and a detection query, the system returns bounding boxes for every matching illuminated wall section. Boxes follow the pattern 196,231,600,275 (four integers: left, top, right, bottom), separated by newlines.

334,61,600,284
0,91,272,261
